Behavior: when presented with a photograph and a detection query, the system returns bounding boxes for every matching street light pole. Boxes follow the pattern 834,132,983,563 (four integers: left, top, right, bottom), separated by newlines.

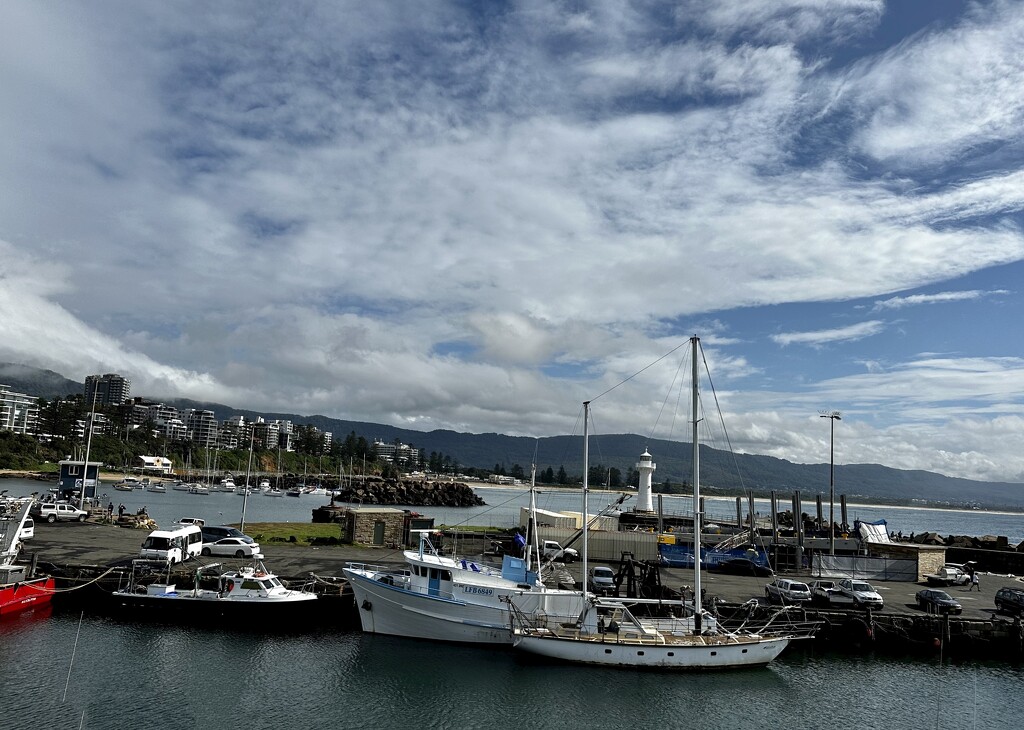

820,411,842,556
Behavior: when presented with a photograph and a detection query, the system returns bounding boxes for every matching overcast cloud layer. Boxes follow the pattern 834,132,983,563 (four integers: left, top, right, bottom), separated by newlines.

3,1,1024,485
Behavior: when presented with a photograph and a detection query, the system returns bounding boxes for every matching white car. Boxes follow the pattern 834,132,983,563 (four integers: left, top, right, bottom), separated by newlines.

201,537,263,559
764,578,812,604
837,579,884,610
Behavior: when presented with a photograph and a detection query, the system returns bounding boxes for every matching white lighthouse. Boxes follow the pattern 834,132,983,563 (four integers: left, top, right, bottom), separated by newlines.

635,449,656,513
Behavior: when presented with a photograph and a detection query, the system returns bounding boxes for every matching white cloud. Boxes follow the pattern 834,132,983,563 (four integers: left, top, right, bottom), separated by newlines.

1,2,1024,484
771,321,886,347
873,289,1008,310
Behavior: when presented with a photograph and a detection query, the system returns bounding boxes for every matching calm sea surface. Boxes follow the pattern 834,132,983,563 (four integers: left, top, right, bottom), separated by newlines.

1,609,1021,730
3,477,1021,542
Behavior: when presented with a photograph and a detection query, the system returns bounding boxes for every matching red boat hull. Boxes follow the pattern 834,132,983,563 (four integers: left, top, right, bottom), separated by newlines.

0,577,56,617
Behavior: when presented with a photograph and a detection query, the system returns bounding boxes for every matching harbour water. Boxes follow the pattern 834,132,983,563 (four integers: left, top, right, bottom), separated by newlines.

1,608,1022,730
3,477,1022,543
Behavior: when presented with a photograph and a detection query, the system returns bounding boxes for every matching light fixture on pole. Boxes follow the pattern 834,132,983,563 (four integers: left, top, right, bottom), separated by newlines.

820,411,842,556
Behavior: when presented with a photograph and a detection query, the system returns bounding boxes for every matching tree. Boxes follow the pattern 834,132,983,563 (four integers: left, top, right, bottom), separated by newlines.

556,465,568,484
510,463,525,480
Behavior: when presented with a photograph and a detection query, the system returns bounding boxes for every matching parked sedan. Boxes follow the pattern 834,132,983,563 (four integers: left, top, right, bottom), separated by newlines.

201,537,263,558
915,589,962,615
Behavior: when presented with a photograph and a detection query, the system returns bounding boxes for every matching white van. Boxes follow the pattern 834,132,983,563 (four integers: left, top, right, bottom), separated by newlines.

139,523,203,564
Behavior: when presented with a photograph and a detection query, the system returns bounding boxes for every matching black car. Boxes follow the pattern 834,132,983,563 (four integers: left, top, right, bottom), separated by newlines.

915,588,962,615
995,586,1024,616
713,558,774,577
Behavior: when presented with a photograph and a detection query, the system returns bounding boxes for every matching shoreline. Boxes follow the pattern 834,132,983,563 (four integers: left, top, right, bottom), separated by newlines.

4,469,1023,517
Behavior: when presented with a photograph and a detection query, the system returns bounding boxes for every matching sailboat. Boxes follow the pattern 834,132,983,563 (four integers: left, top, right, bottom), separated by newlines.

509,336,816,669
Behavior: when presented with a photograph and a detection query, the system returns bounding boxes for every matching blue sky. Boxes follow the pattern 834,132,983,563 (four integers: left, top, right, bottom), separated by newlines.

2,1,1024,484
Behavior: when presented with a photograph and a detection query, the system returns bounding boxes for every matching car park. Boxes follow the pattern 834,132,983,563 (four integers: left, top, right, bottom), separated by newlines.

915,589,962,615
994,586,1024,616
201,537,263,558
837,578,884,610
587,566,616,595
764,578,812,604
713,558,774,577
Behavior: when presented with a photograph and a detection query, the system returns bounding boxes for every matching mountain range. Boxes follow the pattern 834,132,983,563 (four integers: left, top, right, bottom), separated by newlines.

4,362,1024,510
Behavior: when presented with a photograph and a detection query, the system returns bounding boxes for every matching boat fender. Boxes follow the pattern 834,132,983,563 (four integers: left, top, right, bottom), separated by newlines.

227,580,234,593
361,600,372,611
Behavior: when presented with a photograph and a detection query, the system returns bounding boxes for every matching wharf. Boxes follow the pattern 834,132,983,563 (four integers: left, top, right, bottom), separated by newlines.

18,519,1024,659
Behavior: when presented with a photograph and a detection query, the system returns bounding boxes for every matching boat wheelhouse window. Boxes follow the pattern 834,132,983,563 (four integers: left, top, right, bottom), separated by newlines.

441,570,451,581
259,580,274,589
241,579,261,590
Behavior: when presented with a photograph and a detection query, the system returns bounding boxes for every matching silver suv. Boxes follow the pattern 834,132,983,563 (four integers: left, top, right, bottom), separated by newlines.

764,578,812,604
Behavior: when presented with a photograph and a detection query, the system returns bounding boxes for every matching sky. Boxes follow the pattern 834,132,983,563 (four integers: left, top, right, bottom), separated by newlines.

2,1,1024,484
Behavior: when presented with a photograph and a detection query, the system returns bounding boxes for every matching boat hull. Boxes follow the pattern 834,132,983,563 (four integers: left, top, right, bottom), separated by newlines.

343,568,514,644
513,632,790,669
0,577,56,617
107,591,321,624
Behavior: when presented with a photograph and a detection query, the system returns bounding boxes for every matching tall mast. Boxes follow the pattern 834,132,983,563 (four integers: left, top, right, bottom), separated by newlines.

582,401,590,592
691,336,703,634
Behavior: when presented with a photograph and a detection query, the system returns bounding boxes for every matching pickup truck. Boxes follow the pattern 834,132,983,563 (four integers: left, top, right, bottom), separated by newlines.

30,502,89,523
924,567,971,587
541,540,579,563
809,580,854,607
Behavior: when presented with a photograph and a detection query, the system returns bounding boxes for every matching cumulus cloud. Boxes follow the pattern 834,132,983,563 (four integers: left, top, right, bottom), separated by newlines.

1,1,1024,482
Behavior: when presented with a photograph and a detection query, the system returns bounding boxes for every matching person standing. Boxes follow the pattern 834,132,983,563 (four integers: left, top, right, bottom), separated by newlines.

971,571,981,592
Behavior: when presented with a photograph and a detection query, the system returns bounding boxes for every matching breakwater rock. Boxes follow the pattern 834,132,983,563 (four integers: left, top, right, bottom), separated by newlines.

325,477,485,508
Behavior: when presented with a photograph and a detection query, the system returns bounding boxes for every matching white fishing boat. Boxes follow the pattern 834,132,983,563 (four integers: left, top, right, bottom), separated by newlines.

343,522,585,645
147,482,167,494
265,489,285,498
109,558,318,622
509,336,815,669
171,480,191,491
188,485,210,496
258,479,271,490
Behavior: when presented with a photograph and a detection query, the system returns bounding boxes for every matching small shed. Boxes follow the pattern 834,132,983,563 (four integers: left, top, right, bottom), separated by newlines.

57,460,102,501
341,507,407,547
